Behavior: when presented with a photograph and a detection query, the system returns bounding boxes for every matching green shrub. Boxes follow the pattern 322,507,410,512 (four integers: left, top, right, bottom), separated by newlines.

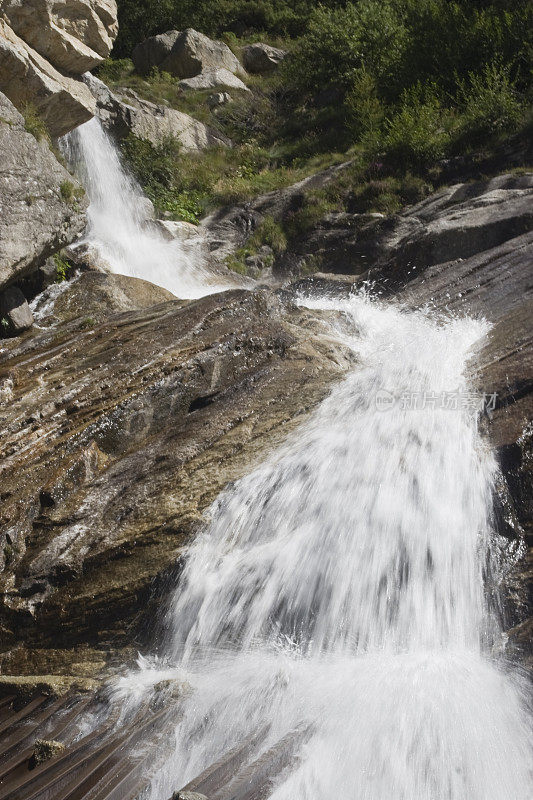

53,253,72,282
457,61,523,140
379,87,452,170
95,57,134,83
59,180,84,204
250,216,287,254
344,69,385,144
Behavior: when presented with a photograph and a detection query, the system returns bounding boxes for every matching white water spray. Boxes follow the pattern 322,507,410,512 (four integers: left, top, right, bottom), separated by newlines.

63,118,227,299
114,293,532,799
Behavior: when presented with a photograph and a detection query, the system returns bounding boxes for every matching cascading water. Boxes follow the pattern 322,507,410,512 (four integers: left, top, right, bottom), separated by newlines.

113,292,532,799
62,118,227,299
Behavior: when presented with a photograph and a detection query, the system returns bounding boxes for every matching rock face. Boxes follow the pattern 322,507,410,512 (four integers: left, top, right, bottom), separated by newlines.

274,173,533,279
84,74,231,151
0,91,87,290
132,28,243,79
2,0,118,73
242,43,287,73
0,286,33,334
0,0,117,137
0,285,353,669
201,161,352,268
0,19,96,137
31,270,176,327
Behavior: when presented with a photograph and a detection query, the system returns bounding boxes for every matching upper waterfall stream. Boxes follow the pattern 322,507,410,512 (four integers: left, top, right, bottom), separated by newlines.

62,118,227,299
112,293,532,800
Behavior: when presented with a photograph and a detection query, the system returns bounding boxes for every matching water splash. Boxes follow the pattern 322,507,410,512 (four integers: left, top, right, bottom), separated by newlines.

118,290,532,796
62,118,227,299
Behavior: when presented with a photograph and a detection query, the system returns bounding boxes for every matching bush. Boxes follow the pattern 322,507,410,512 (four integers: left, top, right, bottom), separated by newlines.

284,1,407,99
378,88,452,170
95,57,134,83
457,62,523,141
59,180,84,204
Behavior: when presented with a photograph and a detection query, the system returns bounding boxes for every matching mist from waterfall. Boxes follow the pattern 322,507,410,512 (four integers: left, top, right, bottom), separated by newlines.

113,292,532,800
62,118,226,299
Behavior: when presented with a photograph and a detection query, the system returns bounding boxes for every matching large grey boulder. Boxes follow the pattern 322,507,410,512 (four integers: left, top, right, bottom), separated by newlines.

131,29,181,75
133,28,244,79
83,74,231,151
0,91,87,290
242,43,287,73
2,0,118,73
0,19,96,137
0,286,33,335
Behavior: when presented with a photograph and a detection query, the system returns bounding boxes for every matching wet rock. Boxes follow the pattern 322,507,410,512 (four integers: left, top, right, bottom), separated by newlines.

0,286,33,335
201,161,352,268
0,288,354,665
31,271,176,327
31,739,65,766
150,220,201,242
175,793,208,800
0,674,97,699
0,91,87,289
242,43,287,73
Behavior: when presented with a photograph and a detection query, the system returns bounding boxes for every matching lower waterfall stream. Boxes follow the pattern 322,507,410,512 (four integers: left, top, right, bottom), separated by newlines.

111,293,532,799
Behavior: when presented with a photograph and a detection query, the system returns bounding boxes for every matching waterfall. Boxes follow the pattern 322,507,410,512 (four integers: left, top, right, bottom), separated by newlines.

114,292,532,799
62,118,226,299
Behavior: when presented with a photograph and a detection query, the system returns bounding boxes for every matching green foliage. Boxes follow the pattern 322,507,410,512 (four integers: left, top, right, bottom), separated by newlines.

280,0,530,173
120,130,332,222
53,253,72,283
284,191,337,239
378,88,453,170
23,104,50,142
457,61,524,141
348,174,432,213
250,216,287,255
59,180,84,204
226,215,286,274
113,0,347,57
95,57,134,83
